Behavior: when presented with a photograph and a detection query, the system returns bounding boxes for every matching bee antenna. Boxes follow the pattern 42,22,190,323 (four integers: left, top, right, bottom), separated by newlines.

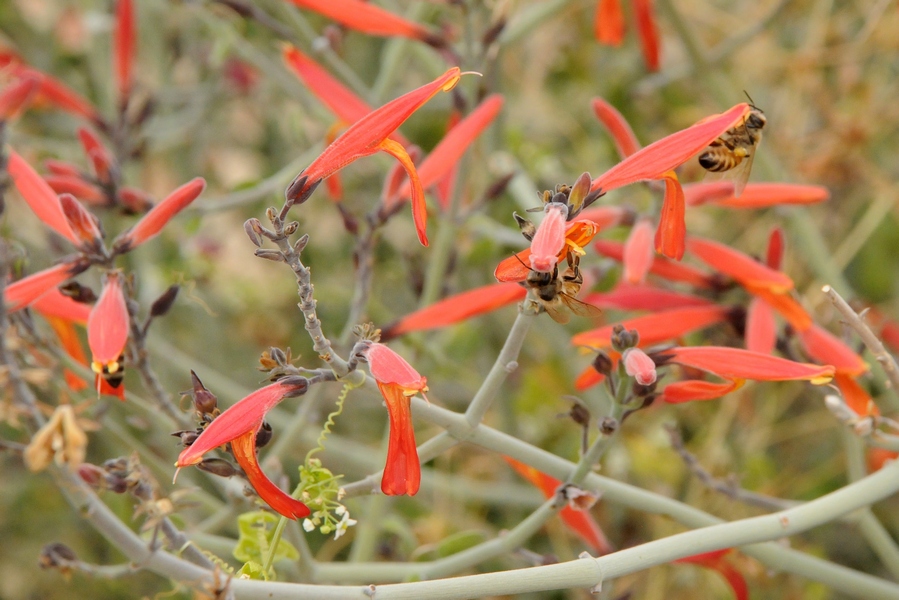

512,252,534,273
743,90,757,108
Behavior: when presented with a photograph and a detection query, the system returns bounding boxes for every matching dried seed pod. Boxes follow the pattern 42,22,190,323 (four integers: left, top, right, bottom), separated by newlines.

171,429,200,447
149,285,179,317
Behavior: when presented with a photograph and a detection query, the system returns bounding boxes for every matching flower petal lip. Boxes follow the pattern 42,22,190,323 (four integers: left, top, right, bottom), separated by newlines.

0,75,40,120
365,342,427,391
654,173,686,259
686,236,794,293
798,324,867,377
77,127,115,182
589,103,750,195
113,178,206,252
623,219,654,284
113,0,136,102
584,283,713,311
572,305,731,349
87,272,130,366
30,288,92,322
656,346,835,384
592,97,640,159
7,150,80,244
378,381,421,496
745,297,777,354
381,282,526,340
230,429,311,519
287,0,436,43
45,175,106,204
176,378,309,468
4,260,88,312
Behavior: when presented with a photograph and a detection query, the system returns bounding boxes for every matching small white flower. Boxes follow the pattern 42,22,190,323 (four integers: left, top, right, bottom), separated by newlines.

333,510,357,540
335,505,346,516
302,519,315,532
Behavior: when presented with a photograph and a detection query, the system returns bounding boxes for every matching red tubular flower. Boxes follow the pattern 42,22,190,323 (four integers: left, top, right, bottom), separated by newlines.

77,127,115,183
88,272,129,399
674,549,749,600
4,261,86,312
287,0,437,43
496,220,600,282
381,282,526,340
662,379,744,404
176,378,311,519
113,0,136,103
530,203,569,272
393,95,505,206
505,457,613,555
684,182,830,208
686,236,793,294
766,227,784,270
834,373,877,417
11,66,99,121
797,324,867,377
0,76,39,120
584,283,713,311
59,194,103,251
594,0,625,46
745,297,777,354
7,151,79,244
45,316,90,391
590,104,750,196
572,305,731,349
286,68,462,247
45,175,106,204
656,346,835,384
364,343,428,496
623,219,655,284
113,178,206,252
655,171,686,259
633,0,661,72
44,159,82,177
594,239,718,289
623,348,656,385
592,97,640,159
30,288,91,322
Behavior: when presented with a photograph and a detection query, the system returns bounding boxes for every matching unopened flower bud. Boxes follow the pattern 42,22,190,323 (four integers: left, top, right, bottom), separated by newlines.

513,212,536,241
171,429,200,447
150,285,179,318
244,219,264,247
610,325,639,352
591,351,614,377
568,401,591,427
77,463,106,488
599,417,618,435
197,457,238,478
190,371,218,415
39,543,78,571
623,348,657,385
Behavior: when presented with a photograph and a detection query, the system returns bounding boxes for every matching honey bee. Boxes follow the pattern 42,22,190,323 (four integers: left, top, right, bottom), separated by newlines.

522,252,602,324
698,105,766,197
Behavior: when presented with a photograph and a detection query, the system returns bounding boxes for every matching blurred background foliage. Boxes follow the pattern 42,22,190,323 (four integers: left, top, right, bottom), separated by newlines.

2,0,899,599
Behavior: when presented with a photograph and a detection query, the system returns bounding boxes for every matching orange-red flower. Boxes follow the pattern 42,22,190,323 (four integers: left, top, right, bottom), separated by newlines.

88,272,129,399
113,0,136,103
594,0,661,71
287,0,437,44
530,203,569,272
623,218,655,284
589,104,752,259
496,220,600,283
381,282,526,340
594,239,718,289
684,182,830,209
362,342,428,496
113,178,207,253
655,346,835,384
661,379,744,404
59,194,103,252
572,305,731,349
7,150,79,244
674,549,748,600
0,76,39,120
286,68,462,246
77,127,115,184
505,457,613,555
176,378,311,519
592,97,640,159
584,283,713,312
6,62,99,121
3,260,87,312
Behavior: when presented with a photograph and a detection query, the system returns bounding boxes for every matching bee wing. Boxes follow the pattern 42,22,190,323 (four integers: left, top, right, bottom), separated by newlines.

560,293,604,319
701,150,754,198
542,300,572,324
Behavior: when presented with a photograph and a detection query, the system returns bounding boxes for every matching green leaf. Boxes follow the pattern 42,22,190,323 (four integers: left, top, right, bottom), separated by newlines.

233,511,299,572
